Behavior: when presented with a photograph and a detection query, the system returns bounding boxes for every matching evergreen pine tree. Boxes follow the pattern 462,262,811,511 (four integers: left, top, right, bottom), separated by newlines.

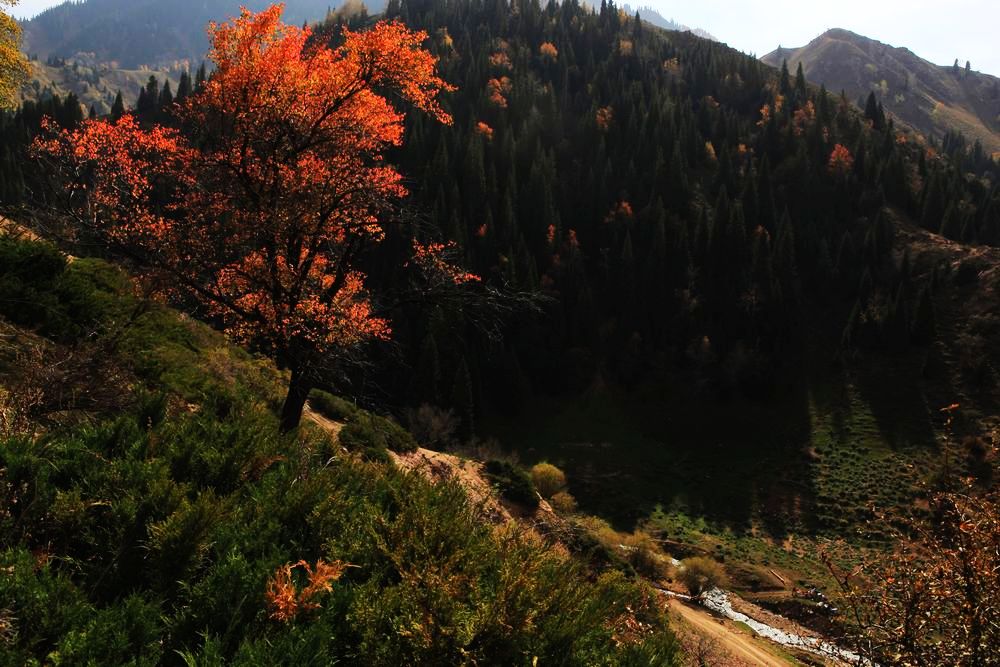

794,62,807,104
176,71,192,103
158,80,173,109
779,59,792,96
110,90,125,120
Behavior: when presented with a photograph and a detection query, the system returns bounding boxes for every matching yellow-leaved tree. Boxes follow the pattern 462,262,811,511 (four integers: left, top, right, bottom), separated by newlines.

0,0,29,109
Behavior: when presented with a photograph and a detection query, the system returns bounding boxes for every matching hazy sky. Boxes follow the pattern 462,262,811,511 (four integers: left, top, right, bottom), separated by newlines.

10,0,1000,76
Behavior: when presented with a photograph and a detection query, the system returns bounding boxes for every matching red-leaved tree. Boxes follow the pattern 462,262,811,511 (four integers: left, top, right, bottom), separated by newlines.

35,4,469,432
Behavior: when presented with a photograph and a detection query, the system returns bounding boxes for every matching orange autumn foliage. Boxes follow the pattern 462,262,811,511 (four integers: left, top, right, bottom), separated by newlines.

757,103,771,127
539,41,558,60
828,143,854,176
605,200,633,223
475,121,494,141
489,51,512,70
487,76,512,108
266,559,350,622
35,4,460,432
792,100,816,136
409,240,481,285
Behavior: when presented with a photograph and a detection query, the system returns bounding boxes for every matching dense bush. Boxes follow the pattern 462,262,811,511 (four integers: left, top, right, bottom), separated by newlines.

531,462,568,499
310,389,418,457
550,490,578,514
484,459,540,509
308,389,361,423
0,236,103,341
0,240,680,665
0,404,679,665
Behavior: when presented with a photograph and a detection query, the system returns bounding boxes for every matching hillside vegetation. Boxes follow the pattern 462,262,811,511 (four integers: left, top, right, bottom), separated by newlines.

1,0,999,662
0,233,680,665
5,0,998,533
763,28,1000,155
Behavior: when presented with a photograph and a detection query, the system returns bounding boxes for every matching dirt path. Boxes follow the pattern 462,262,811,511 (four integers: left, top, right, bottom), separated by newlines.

302,403,344,440
390,447,518,525
669,599,795,666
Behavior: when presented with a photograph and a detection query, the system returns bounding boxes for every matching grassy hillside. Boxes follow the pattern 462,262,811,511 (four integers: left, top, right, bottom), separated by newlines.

762,28,1000,155
0,233,680,665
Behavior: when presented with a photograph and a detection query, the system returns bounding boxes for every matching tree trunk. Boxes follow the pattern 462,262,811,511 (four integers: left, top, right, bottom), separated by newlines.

279,367,312,434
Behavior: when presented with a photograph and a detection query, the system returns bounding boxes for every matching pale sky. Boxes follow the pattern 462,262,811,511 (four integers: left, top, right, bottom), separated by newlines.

11,0,1000,76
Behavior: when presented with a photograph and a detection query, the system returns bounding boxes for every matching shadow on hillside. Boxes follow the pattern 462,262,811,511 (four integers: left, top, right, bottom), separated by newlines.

491,365,820,539
853,355,938,451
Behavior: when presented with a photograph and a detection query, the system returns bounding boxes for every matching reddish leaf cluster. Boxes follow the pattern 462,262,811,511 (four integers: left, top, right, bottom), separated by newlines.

757,103,771,127
604,200,633,223
792,100,816,136
410,240,481,285
828,488,1000,664
35,5,464,430
539,41,558,60
475,121,494,141
828,143,854,176
487,76,512,108
489,51,512,70
267,559,349,622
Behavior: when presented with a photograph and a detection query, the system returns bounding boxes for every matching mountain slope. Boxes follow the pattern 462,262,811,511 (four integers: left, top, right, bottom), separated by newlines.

0,233,682,665
762,28,1000,155
20,0,374,68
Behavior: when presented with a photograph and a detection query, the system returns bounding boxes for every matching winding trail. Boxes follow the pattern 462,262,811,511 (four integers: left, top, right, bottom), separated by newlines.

668,598,793,666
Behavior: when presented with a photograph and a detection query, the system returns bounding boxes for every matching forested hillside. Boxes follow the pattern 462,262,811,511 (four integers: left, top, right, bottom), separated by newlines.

312,0,1000,433
3,0,1000,662
5,0,1000,446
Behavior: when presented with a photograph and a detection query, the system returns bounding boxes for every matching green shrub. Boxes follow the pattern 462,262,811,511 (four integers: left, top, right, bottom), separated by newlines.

484,459,539,509
338,420,393,463
308,389,361,423
531,462,567,498
337,414,417,461
0,239,680,665
0,236,104,341
622,530,668,580
311,389,417,458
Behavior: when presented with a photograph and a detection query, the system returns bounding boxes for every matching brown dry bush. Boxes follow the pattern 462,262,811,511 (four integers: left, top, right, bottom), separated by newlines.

266,559,350,623
827,489,1000,665
679,557,727,597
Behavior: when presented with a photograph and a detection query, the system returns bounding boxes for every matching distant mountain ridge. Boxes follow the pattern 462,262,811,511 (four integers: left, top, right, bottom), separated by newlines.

762,28,1000,155
20,0,370,68
620,5,715,41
